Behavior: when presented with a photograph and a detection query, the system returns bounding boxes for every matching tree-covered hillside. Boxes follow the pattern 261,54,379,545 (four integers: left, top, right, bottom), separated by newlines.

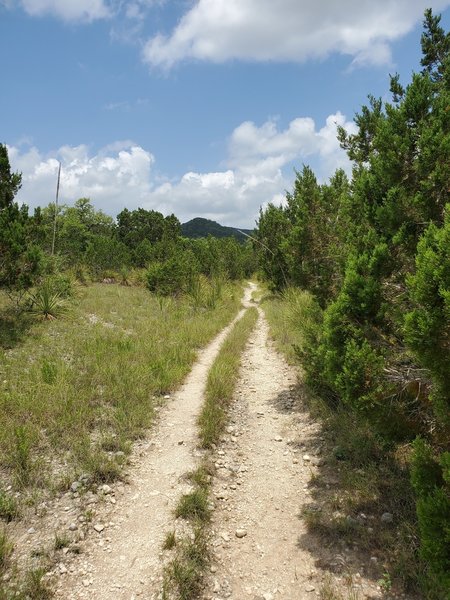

181,217,253,242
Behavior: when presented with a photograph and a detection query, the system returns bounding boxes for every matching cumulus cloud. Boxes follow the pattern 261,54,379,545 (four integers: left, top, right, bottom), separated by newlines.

143,0,450,68
9,112,355,227
9,142,154,215
228,112,357,178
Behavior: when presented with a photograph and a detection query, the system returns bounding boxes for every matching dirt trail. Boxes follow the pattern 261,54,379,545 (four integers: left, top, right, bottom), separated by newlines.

201,306,383,600
201,307,322,600
54,285,256,600
49,285,383,600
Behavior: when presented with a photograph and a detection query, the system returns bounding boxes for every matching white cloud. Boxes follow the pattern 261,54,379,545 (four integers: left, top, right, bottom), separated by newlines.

142,0,450,69
16,0,110,21
8,112,355,227
3,0,166,25
9,142,154,216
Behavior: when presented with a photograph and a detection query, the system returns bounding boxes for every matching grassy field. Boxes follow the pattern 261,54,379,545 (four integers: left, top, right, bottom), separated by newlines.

0,282,242,499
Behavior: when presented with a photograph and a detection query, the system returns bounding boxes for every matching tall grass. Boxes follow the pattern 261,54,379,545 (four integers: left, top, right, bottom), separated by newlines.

261,287,319,363
0,282,241,492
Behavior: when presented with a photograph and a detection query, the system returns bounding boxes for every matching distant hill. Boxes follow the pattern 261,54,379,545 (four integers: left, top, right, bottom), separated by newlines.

181,217,253,242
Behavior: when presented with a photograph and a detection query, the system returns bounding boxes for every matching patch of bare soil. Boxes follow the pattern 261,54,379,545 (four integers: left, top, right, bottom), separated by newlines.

201,308,384,600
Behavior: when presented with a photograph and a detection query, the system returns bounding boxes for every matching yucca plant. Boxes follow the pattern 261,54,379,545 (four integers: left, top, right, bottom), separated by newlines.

27,278,68,320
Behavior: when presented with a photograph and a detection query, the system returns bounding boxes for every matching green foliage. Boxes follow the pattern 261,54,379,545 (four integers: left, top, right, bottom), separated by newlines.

146,248,199,296
84,235,131,278
410,439,450,597
26,277,71,320
181,216,252,242
404,208,450,427
255,203,290,290
117,207,180,251
0,144,42,291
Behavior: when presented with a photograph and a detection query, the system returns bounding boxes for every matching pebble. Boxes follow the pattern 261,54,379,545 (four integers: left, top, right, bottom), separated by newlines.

305,584,315,592
101,484,112,494
235,528,247,538
274,436,283,442
68,523,78,531
220,532,230,542
381,512,393,523
93,523,105,533
71,481,81,493
302,454,311,462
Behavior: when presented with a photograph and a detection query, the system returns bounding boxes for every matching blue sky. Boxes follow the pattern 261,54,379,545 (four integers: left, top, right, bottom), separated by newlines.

2,1,449,227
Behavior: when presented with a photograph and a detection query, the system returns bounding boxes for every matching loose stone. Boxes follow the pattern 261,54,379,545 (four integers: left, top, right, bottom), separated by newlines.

381,512,393,523
235,528,247,538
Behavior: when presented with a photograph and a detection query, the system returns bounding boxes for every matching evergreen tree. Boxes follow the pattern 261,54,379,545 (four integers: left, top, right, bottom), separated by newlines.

0,144,41,290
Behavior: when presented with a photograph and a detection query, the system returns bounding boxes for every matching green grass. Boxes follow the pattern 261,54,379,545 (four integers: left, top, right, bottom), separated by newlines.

53,532,71,551
0,489,19,522
261,286,319,364
162,530,177,551
163,528,208,600
0,283,241,494
198,306,258,447
20,568,53,599
175,488,210,523
0,281,242,596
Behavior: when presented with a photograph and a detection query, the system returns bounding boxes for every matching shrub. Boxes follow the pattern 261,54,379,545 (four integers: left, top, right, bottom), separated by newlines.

404,207,450,428
410,438,450,597
146,249,199,296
